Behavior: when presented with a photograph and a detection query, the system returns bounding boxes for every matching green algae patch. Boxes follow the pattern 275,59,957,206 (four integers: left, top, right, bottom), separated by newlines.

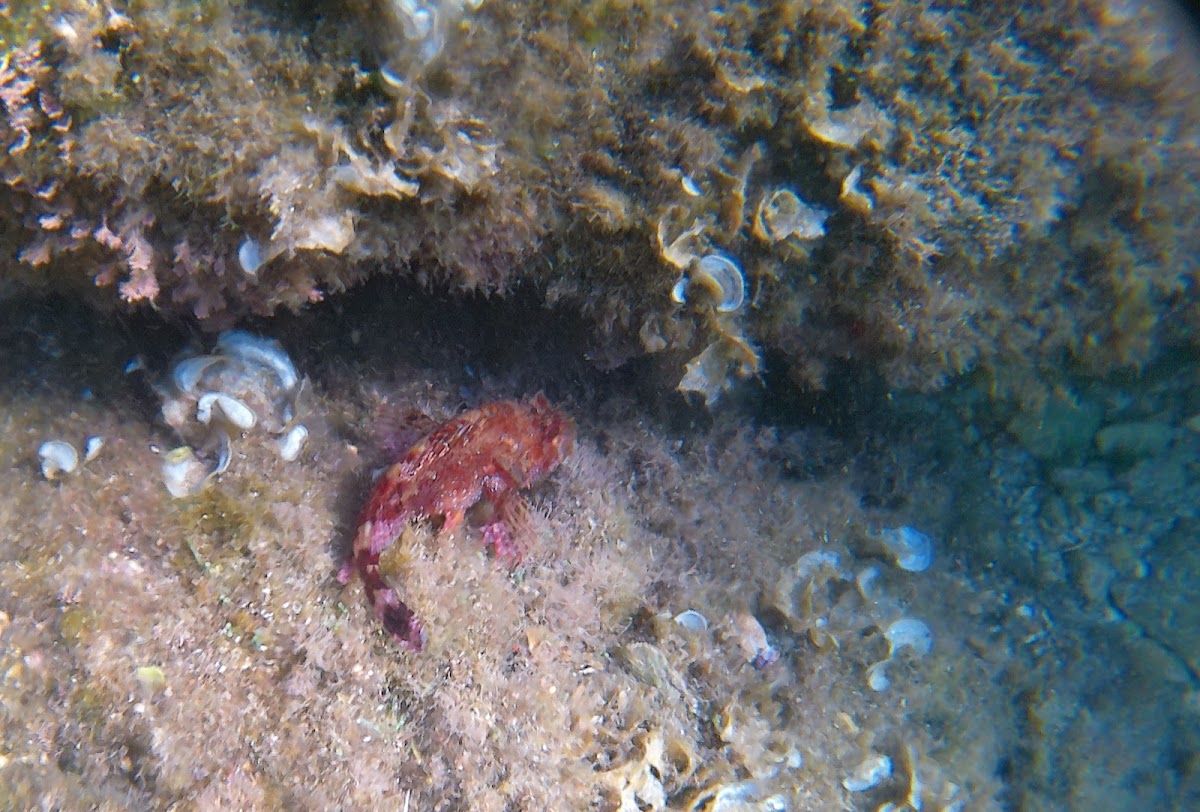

134,664,166,694
57,606,96,647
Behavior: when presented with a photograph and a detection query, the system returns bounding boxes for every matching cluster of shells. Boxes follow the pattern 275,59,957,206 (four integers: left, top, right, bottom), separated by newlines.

156,331,309,497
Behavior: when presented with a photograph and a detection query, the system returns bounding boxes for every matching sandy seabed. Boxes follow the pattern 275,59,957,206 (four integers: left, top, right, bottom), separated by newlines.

0,292,1194,811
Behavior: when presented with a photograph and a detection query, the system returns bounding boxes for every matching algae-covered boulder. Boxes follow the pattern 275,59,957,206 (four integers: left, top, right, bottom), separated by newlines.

1,0,1198,403
1111,520,1200,678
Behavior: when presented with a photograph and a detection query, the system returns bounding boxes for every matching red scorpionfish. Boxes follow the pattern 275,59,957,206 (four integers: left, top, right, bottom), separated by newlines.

339,394,576,652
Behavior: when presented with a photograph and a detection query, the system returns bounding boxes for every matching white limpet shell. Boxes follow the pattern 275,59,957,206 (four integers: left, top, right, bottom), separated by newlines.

276,424,309,462
879,525,934,572
866,660,891,692
216,330,299,392
172,355,225,395
885,617,934,659
39,440,80,480
671,253,746,313
855,566,881,599
84,436,104,462
673,609,709,632
670,276,690,305
196,392,257,431
867,618,933,692
161,446,209,498
731,612,778,669
695,253,745,312
842,753,893,792
794,549,845,582
213,432,232,476
237,238,264,276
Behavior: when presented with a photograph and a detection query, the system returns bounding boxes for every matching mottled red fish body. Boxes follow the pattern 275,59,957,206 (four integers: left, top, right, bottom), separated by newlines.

342,395,575,651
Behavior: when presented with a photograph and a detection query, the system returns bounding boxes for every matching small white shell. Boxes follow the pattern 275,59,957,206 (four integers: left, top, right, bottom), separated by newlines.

842,753,892,792
671,253,745,313
731,612,778,669
705,779,767,810
276,424,309,462
213,431,232,476
885,618,933,658
216,330,298,392
879,526,934,572
172,355,224,395
855,566,881,599
794,549,845,582
39,440,80,480
696,253,745,312
84,436,104,462
196,392,257,431
866,660,891,692
754,188,829,243
673,609,709,632
237,238,264,276
161,446,209,498
670,276,690,305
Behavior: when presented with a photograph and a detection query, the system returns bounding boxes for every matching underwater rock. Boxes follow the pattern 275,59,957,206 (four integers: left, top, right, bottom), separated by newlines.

1094,421,1174,462
1050,464,1114,498
1007,394,1105,465
1110,524,1200,678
